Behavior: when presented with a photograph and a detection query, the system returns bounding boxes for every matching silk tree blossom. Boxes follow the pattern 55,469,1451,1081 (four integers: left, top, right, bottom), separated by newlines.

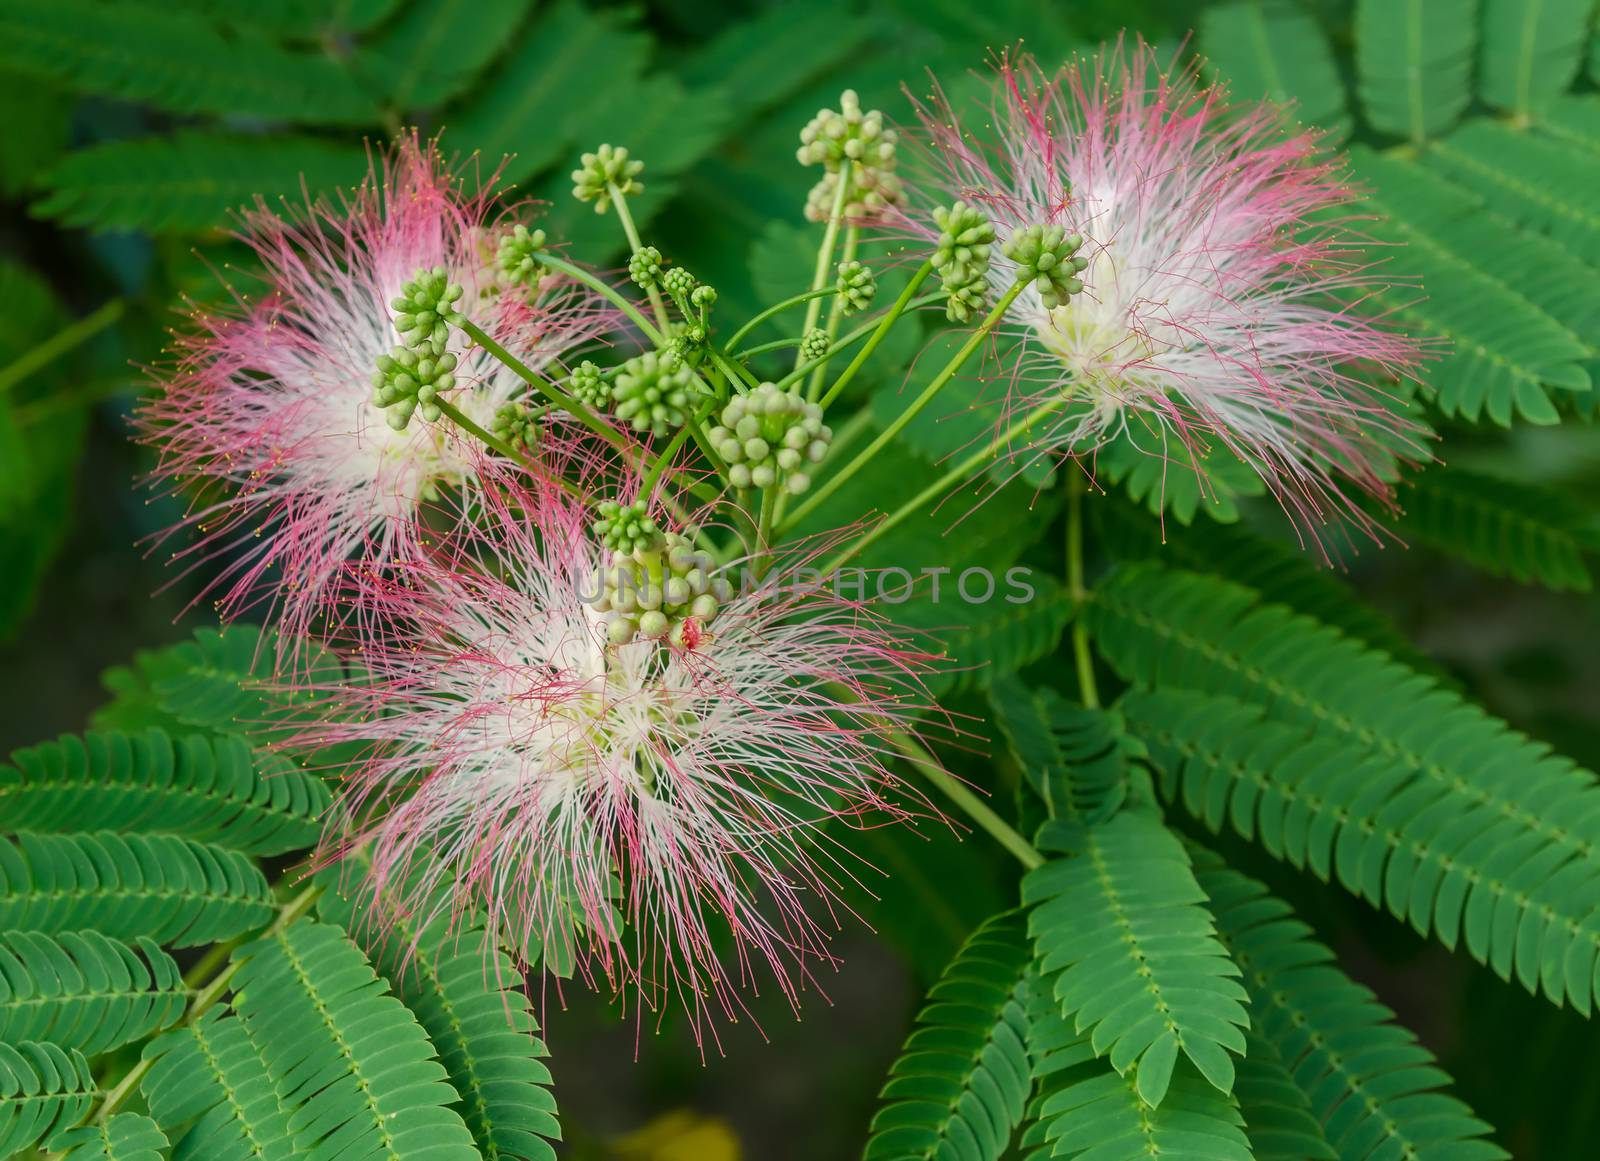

141,134,617,642
307,480,942,1041
904,46,1430,540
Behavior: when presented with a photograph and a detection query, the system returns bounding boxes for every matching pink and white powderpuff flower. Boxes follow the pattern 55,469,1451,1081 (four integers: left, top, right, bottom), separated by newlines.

903,45,1430,541
141,133,618,644
305,481,942,1044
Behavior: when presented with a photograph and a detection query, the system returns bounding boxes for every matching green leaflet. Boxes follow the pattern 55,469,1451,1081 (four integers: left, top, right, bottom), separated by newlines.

0,0,378,123
1478,0,1597,115
1200,0,1350,139
1093,564,1600,1011
683,0,871,118
988,675,1133,824
1349,146,1592,425
34,132,369,234
0,832,274,948
350,0,531,110
318,876,561,1160
228,918,481,1159
1397,464,1597,590
863,911,1033,1161
1235,1029,1336,1161
2,728,329,855
50,1112,169,1161
142,1007,296,1160
1354,0,1477,141
0,931,184,1056
0,1041,95,1156
1022,810,1249,1107
1197,855,1508,1161
1017,969,1251,1161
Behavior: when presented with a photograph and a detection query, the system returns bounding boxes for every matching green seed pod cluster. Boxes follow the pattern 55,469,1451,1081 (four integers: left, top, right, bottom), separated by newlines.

572,144,644,214
391,267,464,350
835,260,876,315
495,225,547,287
798,90,903,222
1003,224,1089,309
627,246,662,288
612,351,698,437
567,360,610,410
933,202,996,322
371,345,456,430
591,499,663,557
709,382,832,494
588,532,732,646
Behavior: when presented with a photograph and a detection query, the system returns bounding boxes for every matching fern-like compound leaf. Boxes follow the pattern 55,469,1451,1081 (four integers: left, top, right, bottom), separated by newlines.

318,875,561,1160
50,1112,169,1160
1354,0,1477,141
1398,465,1596,590
1235,1029,1336,1161
0,832,274,948
989,676,1132,824
1017,970,1251,1161
0,931,184,1056
1201,0,1349,139
228,918,481,1159
0,1040,95,1157
142,1007,296,1161
1092,563,1600,1012
863,910,1032,1161
1022,810,1249,1106
2,729,328,855
1198,855,1508,1161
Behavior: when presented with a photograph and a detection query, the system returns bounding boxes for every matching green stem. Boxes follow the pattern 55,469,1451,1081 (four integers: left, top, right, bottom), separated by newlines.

711,347,760,391
0,299,125,396
783,278,1026,534
725,288,837,354
794,172,852,375
456,317,622,451
735,337,804,358
434,396,525,463
609,186,669,333
806,224,857,401
643,415,698,495
818,397,1067,573
818,263,933,409
772,292,944,394
536,254,664,344
1066,472,1100,709
886,730,1042,870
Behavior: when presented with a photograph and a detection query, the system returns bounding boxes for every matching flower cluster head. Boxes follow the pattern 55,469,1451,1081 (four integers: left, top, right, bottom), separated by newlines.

709,382,832,494
627,245,662,289
495,224,547,287
572,144,643,214
306,481,940,1031
905,46,1429,541
566,360,609,409
612,350,699,437
800,328,830,361
798,90,904,222
140,133,612,641
835,260,877,315
588,527,731,647
932,201,996,322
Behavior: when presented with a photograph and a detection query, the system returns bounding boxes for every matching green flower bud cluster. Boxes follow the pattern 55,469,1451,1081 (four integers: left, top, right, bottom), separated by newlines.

627,246,662,289
495,225,546,287
661,267,697,301
371,346,456,431
612,351,699,437
1003,225,1088,309
709,383,832,494
800,328,830,361
798,90,903,222
567,360,610,409
932,202,996,322
572,144,644,214
835,260,876,315
492,402,541,450
391,267,465,349
591,499,662,556
588,533,732,646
